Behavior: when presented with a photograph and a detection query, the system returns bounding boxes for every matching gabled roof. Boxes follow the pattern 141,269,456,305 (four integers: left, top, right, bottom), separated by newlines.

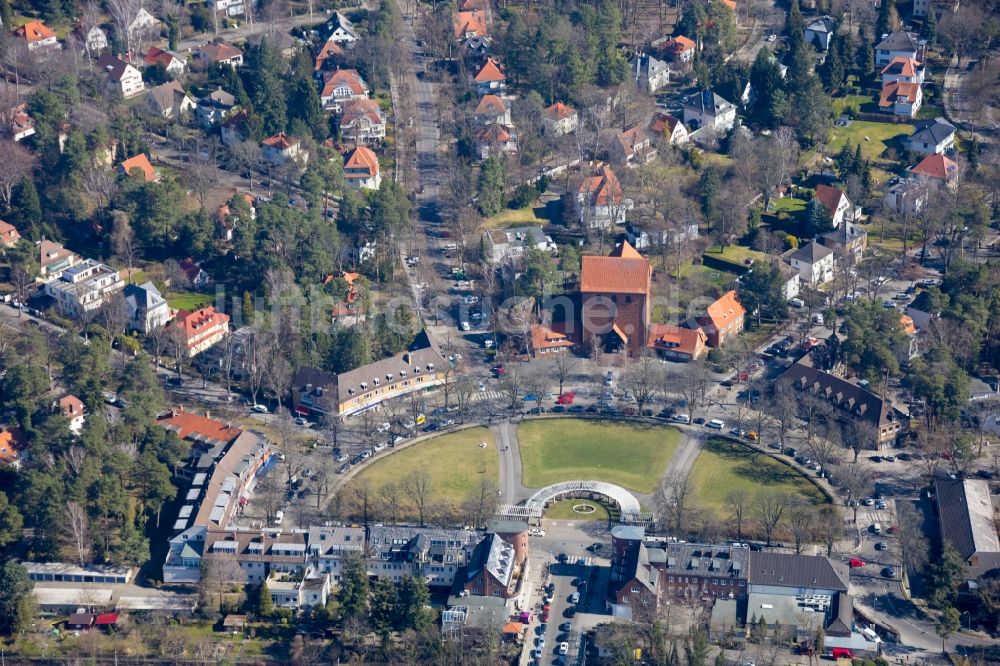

327,11,357,39
96,53,135,82
910,153,958,180
577,165,624,207
530,324,572,352
321,68,367,96
0,427,26,466
789,239,833,264
749,552,849,592
13,20,56,44
148,80,191,112
201,87,235,108
544,102,576,121
649,111,683,135
197,42,243,63
580,242,650,295
39,240,76,271
124,281,166,310
779,359,905,429
60,395,85,417
474,94,508,115
647,323,706,357
821,221,866,248
474,58,506,83
158,407,242,443
661,35,696,56
341,98,384,127
222,108,248,132
934,478,1000,564
684,90,734,117
453,10,489,38
879,81,920,107
172,306,231,342
876,30,918,53
476,123,512,143
703,291,745,331
262,132,299,150
805,16,836,34
615,126,651,156
344,145,379,177
881,56,923,78
144,46,184,68
909,118,956,146
814,184,847,215
0,220,20,243
314,38,344,69
120,153,156,182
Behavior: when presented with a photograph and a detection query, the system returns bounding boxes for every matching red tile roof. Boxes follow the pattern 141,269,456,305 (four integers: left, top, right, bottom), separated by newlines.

120,153,156,182
344,145,379,177
530,324,573,352
321,68,367,96
341,98,384,127
703,290,745,331
477,123,512,142
94,612,119,626
880,56,921,78
474,94,507,115
144,46,181,68
910,153,958,181
580,242,650,294
314,39,344,70
262,132,299,150
615,126,650,156
814,184,846,215
453,10,489,38
879,81,920,107
0,220,20,245
0,427,26,466
474,58,506,83
647,324,707,358
649,111,682,135
577,165,624,207
60,395,85,418
157,408,242,443
13,20,56,44
172,306,230,344
662,35,696,57
544,102,576,120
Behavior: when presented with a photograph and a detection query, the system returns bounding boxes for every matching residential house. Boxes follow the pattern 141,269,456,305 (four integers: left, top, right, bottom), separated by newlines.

482,226,556,263
648,112,688,146
143,46,186,76
261,133,306,165
147,81,195,119
120,153,158,182
96,54,145,98
473,94,512,127
473,58,506,95
880,56,925,85
290,330,448,418
0,427,26,469
343,145,382,190
529,324,573,357
462,534,521,599
458,0,492,10
696,290,745,348
453,10,489,40
607,536,661,619
73,24,107,57
631,53,671,93
611,126,657,165
646,323,707,362
657,35,696,65
804,16,836,51
314,38,344,71
170,306,231,358
574,165,633,228
196,42,244,68
213,0,246,17
779,358,909,448
12,20,59,51
474,123,517,159
10,104,35,142
38,240,79,279
366,525,478,588
339,99,386,144
907,118,956,155
128,8,160,35
879,80,922,117
542,102,578,137
59,395,86,434
196,88,236,128
320,69,369,113
220,109,250,146
179,258,212,288
897,314,920,363
934,478,1000,582
625,220,698,251
0,220,20,247
784,240,835,286
875,31,920,67
814,184,859,227
820,222,868,264
43,259,124,319
909,153,959,187
682,90,737,131
580,242,651,356
268,569,332,611
912,0,960,17
462,35,492,62
883,176,928,214
778,262,801,301
216,193,256,240
124,281,170,334
326,11,358,44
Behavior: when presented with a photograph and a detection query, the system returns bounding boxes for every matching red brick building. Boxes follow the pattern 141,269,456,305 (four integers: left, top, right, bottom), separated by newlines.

580,242,651,356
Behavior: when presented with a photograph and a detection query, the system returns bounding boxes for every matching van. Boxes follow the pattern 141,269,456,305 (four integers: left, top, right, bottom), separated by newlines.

872,523,882,534
861,627,879,642
274,510,284,526
605,371,614,387
707,419,725,430
672,414,691,424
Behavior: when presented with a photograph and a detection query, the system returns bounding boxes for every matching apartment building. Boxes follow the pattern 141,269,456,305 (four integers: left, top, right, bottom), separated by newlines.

170,306,231,358
43,259,124,319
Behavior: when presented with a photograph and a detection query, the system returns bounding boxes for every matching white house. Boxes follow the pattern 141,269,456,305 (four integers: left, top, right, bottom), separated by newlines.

12,21,60,52
804,16,837,51
339,99,386,145
876,31,919,67
96,54,145,98
213,0,246,17
474,123,517,160
907,118,957,155
128,8,160,35
343,145,382,190
542,102,578,137
473,94,512,127
196,88,236,127
58,395,86,434
74,24,107,57
147,81,195,119
814,184,859,228
649,112,688,146
319,69,368,113
326,12,358,44
124,281,171,334
632,53,671,93
784,241,835,287
482,226,556,262
196,42,244,68
778,263,801,302
261,133,307,165
43,258,125,319
880,56,925,85
682,90,736,131
625,220,697,250
879,81,922,117
884,177,928,214
144,46,186,76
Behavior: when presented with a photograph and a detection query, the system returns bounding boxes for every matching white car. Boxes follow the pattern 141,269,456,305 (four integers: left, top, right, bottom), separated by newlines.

706,419,725,430
376,422,391,433
569,592,580,604
274,510,284,525
882,299,896,309
559,642,569,655
672,414,691,424
528,527,546,537
251,404,268,413
460,321,471,331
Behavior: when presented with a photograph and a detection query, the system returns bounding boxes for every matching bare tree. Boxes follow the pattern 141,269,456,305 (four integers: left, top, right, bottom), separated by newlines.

0,139,35,205
499,369,522,415
402,469,433,527
99,291,129,337
228,140,263,191
837,461,872,525
83,168,120,212
61,501,92,566
726,489,749,541
787,501,817,554
753,492,789,546
453,375,477,424
166,324,188,378
622,353,662,415
552,352,579,396
380,482,403,524
816,506,843,557
522,373,549,414
462,475,499,529
896,501,929,573
186,154,221,211
107,0,157,62
255,473,282,525
653,472,695,535
200,555,242,613
840,419,877,462
352,478,377,530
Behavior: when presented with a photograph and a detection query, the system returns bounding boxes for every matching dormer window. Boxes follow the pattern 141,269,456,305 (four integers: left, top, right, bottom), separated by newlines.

400,370,407,377
386,374,393,381
373,378,380,386
348,388,355,395
360,382,367,390
427,363,434,370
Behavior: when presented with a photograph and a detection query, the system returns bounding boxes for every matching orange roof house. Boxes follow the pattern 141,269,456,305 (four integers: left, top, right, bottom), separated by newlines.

120,153,157,182
0,220,20,247
696,290,746,348
0,427,27,468
343,145,381,189
530,324,573,357
660,35,697,62
580,241,651,356
453,10,489,39
545,102,575,121
158,407,243,443
474,94,509,117
12,20,57,49
647,323,708,362
314,39,345,71
910,153,958,184
575,165,631,227
473,58,506,92
170,306,231,358
577,165,624,208
879,81,922,116
880,56,924,84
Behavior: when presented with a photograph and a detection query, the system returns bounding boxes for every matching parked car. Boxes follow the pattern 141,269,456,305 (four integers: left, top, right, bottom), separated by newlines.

882,566,896,578
251,404,268,413
568,593,580,604
672,413,691,424
706,419,725,430
848,558,865,568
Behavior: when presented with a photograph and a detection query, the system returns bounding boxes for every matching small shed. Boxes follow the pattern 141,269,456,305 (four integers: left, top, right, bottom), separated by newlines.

66,612,94,630
94,612,119,629
222,614,247,633
502,621,525,641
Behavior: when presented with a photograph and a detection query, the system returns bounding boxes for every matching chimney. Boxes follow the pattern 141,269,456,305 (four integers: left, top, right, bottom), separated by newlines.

205,411,211,419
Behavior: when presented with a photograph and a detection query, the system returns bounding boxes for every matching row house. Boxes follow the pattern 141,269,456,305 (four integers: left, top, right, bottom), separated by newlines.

43,259,125,319
367,526,479,588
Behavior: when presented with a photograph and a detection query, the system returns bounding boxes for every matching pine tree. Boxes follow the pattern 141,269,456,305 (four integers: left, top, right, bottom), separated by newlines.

370,577,397,640
242,291,255,327
255,581,273,617
922,9,937,46
805,196,834,236
336,557,369,620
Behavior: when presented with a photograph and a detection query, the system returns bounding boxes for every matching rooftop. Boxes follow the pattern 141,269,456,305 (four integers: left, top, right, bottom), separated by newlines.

580,242,650,295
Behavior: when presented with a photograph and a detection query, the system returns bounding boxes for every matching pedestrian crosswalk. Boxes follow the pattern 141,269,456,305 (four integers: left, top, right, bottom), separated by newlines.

475,390,504,401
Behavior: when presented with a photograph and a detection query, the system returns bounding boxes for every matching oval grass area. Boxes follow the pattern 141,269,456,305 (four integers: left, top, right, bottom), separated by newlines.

689,437,827,516
517,419,680,494
350,427,498,507
544,498,610,522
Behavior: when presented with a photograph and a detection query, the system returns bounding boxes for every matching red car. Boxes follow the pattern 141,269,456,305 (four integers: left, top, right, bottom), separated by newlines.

848,558,865,568
556,392,575,405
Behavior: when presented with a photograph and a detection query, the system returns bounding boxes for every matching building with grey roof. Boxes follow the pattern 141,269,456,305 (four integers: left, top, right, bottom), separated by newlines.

748,552,849,596
876,31,920,66
482,226,555,263
124,281,170,334
935,478,1000,581
908,118,957,155
682,90,736,131
463,533,520,598
366,525,478,588
783,239,835,286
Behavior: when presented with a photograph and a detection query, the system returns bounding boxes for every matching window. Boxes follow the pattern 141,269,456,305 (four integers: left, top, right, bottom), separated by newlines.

631,586,640,593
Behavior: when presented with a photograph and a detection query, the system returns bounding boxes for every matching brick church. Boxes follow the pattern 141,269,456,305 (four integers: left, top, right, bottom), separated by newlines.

579,241,651,356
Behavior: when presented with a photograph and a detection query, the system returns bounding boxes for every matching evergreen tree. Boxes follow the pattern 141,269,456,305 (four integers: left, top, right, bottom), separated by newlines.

242,291,255,326
0,561,35,635
9,178,42,238
337,557,369,620
749,48,789,128
254,581,273,617
875,0,897,41
922,9,937,46
477,157,506,217
857,26,876,78
370,577,398,639
805,196,834,236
